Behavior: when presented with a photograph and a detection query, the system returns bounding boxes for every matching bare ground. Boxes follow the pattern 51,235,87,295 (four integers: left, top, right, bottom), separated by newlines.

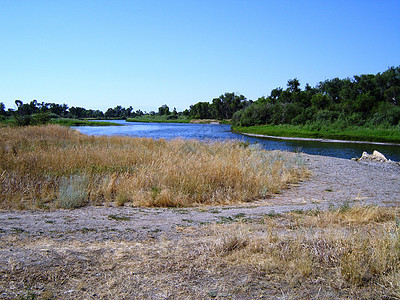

1,154,399,299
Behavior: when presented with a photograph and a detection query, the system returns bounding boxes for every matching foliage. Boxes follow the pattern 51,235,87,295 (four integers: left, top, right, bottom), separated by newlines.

57,174,89,209
188,93,251,120
50,118,121,126
2,65,399,127
158,104,170,116
126,115,190,123
232,66,400,129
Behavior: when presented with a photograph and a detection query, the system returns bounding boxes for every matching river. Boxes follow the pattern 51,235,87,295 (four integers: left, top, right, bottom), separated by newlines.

73,120,400,161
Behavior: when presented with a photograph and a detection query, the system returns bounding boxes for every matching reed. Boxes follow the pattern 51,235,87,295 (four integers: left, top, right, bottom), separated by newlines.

0,125,309,209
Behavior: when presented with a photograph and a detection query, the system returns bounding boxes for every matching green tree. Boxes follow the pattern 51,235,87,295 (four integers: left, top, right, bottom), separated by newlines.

158,104,170,116
189,102,212,119
0,102,6,116
69,106,87,119
287,78,300,93
211,92,247,119
49,103,69,117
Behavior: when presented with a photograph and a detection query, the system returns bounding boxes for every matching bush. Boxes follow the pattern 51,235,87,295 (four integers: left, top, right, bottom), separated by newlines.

370,102,400,126
58,174,89,209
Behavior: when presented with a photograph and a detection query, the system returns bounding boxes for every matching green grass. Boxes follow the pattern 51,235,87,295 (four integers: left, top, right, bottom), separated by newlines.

126,115,190,123
232,124,400,144
50,118,121,126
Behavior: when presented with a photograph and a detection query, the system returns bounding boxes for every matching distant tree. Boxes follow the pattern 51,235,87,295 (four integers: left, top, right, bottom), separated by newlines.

0,102,6,116
158,105,170,116
182,109,190,116
211,92,247,119
189,102,212,119
37,102,50,113
270,88,283,102
287,78,301,93
86,109,104,119
13,100,41,126
49,103,69,117
318,78,343,103
125,106,134,118
311,93,331,110
105,108,116,118
69,106,87,119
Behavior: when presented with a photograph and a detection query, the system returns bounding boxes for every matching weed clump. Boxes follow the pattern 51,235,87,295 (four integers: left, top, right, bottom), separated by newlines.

57,174,89,209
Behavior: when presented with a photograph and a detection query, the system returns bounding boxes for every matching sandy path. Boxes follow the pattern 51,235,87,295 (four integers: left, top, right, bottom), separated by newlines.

0,154,399,241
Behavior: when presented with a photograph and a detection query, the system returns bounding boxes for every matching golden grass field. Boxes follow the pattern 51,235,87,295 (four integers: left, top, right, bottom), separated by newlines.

0,125,308,209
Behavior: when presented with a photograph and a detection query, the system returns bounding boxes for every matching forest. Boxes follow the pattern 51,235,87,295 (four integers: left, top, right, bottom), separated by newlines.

1,66,399,129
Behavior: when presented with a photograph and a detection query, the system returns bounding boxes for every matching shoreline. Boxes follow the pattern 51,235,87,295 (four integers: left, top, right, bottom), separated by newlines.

237,131,400,146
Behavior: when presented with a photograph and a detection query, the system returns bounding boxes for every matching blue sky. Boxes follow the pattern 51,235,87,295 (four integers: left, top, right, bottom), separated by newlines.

1,0,399,112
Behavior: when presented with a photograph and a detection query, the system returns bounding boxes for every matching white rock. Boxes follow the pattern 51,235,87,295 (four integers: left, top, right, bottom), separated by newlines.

355,150,389,162
372,150,387,161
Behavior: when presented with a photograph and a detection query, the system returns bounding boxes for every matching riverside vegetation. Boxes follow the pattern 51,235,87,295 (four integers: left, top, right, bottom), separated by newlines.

0,125,309,210
2,66,399,143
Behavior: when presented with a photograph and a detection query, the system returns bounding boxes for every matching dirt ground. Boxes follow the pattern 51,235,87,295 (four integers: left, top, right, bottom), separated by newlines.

0,153,399,299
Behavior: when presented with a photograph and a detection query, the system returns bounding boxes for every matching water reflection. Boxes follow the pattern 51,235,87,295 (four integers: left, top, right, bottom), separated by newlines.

73,120,400,161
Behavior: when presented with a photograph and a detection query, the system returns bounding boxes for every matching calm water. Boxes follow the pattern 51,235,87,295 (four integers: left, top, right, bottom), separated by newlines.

73,120,400,161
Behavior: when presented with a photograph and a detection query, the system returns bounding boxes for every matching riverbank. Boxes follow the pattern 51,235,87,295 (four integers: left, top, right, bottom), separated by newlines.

126,115,190,123
50,118,121,126
238,131,400,146
232,124,400,144
1,154,400,298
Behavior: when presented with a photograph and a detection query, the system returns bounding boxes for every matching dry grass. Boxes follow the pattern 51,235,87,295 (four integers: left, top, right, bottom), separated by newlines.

1,206,400,299
0,125,309,209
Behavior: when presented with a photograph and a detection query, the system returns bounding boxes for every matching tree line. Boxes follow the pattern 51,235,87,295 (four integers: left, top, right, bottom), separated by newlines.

0,101,148,126
232,66,400,129
0,93,250,125
1,66,399,127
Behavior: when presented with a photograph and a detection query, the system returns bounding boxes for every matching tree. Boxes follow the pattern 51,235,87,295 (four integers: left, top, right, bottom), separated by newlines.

287,78,301,93
69,106,87,119
212,92,247,119
158,105,170,116
0,102,6,116
318,78,343,103
270,88,283,102
189,102,212,119
49,103,69,117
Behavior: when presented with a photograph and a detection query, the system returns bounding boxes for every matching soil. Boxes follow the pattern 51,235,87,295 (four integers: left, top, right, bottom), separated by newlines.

1,153,399,241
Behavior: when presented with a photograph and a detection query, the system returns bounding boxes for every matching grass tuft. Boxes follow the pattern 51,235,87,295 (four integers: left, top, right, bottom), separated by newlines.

57,174,89,209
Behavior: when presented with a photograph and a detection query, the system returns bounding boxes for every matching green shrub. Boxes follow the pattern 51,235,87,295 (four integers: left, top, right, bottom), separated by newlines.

58,174,89,209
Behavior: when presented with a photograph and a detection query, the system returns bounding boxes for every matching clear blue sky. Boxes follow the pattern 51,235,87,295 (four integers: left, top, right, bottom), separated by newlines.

1,0,399,112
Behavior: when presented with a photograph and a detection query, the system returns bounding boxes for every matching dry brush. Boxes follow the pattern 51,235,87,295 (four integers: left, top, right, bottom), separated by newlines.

0,125,309,209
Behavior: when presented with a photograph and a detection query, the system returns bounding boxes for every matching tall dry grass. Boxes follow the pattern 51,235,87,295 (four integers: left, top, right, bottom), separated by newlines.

0,125,309,209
